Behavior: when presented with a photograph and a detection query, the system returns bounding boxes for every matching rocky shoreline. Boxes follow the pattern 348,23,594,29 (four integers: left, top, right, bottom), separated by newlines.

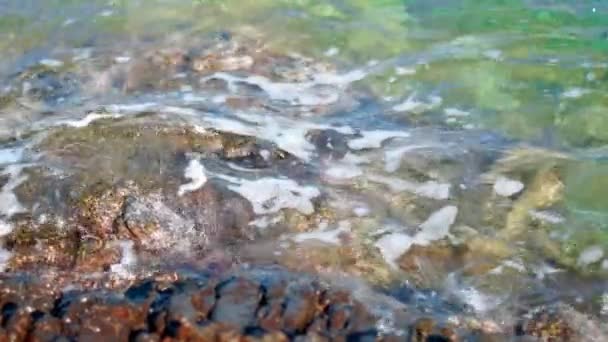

0,265,587,341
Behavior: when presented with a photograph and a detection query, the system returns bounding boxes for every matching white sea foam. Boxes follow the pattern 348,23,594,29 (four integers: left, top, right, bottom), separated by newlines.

444,108,470,117
445,274,502,313
493,176,524,197
601,293,608,316
105,102,158,113
201,69,365,106
114,56,131,64
483,49,502,60
0,248,12,272
323,163,363,181
578,245,604,267
342,152,371,165
324,47,340,57
290,221,350,245
103,102,354,162
375,233,416,269
63,113,122,128
455,285,501,313
0,219,13,237
0,165,29,218
218,175,320,215
416,206,458,242
353,205,371,217
0,147,23,165
529,210,565,224
375,206,458,267
563,87,590,99
384,144,435,173
178,159,207,196
110,241,137,278
249,215,283,229
392,94,442,113
200,112,353,161
367,174,450,200
531,262,563,280
395,66,416,75
39,59,64,68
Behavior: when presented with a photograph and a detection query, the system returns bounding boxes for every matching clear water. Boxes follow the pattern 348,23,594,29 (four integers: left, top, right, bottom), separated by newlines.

1,0,607,335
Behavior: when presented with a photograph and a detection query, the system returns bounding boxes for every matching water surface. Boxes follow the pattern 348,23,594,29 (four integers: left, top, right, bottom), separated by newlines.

1,0,607,337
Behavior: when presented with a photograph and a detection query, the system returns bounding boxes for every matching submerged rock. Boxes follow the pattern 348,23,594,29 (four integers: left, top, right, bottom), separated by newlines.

36,118,306,190
4,177,254,274
0,266,398,341
516,308,574,341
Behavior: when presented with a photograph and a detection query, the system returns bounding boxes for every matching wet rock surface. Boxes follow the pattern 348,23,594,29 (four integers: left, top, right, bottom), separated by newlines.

0,267,411,341
0,265,589,342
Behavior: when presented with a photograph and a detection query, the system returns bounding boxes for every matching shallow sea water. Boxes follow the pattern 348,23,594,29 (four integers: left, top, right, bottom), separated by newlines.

1,0,608,338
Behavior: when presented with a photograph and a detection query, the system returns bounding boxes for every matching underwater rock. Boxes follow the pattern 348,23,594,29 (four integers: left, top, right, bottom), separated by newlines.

4,176,254,274
7,65,81,107
0,266,402,341
516,308,574,341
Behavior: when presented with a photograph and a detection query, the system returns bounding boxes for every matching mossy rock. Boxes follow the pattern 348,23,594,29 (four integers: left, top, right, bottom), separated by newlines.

35,117,302,192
